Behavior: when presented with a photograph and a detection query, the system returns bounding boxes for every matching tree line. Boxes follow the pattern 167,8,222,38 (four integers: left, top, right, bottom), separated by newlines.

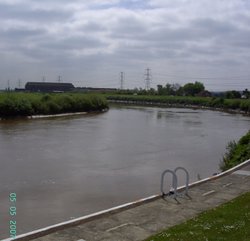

157,82,249,99
157,81,206,96
118,81,250,99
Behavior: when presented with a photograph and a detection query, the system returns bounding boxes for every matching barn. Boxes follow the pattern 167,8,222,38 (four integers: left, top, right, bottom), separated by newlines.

25,82,75,92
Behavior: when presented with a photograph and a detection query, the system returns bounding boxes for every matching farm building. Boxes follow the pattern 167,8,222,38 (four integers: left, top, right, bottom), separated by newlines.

74,87,117,92
25,82,75,92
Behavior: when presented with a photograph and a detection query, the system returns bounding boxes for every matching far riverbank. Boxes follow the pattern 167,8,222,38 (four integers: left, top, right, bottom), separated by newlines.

0,93,108,118
105,94,250,116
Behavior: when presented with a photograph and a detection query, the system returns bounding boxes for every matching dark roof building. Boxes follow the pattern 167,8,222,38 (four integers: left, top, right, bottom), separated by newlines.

75,87,117,92
25,82,75,92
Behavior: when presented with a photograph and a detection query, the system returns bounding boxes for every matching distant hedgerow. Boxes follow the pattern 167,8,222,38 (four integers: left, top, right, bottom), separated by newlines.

0,92,108,118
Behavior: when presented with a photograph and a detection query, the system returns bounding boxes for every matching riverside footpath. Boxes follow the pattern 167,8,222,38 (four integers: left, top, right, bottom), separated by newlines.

5,160,250,241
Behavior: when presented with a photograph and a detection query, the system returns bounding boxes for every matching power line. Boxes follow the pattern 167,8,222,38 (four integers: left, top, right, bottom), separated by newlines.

205,83,250,86
154,73,250,81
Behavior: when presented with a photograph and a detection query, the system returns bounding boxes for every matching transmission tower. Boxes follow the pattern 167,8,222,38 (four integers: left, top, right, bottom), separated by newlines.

7,79,10,91
145,68,152,90
58,75,62,83
120,72,125,90
18,79,21,88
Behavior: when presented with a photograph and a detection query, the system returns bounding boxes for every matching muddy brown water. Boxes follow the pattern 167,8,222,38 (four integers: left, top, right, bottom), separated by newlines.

0,106,249,239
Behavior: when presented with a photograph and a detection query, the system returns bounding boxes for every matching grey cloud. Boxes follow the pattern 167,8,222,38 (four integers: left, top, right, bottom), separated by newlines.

0,28,46,40
151,48,181,59
115,46,153,60
115,41,182,61
186,44,221,57
198,58,244,67
190,18,238,36
114,0,152,10
0,0,249,90
80,22,107,32
110,15,148,38
233,13,250,26
40,36,108,51
151,18,237,44
0,3,72,22
138,17,247,55
150,27,199,42
2,35,108,64
11,45,54,61
227,30,250,49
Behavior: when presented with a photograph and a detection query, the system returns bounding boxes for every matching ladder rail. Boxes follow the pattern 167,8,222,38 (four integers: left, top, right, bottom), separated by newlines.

174,167,189,195
161,167,190,199
160,169,178,199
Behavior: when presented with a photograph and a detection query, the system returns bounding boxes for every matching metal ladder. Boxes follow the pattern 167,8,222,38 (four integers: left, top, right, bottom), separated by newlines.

160,167,190,199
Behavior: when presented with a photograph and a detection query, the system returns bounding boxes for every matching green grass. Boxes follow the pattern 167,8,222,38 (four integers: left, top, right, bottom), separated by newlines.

0,92,108,117
220,130,250,171
145,192,250,241
105,94,250,113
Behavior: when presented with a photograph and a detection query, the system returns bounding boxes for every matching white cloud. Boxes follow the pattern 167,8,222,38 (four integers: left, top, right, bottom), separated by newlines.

0,0,249,90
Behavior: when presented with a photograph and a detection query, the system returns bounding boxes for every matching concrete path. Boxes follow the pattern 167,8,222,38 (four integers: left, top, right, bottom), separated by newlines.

6,160,250,241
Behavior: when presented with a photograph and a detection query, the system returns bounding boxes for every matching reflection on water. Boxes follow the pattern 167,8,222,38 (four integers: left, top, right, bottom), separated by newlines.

0,106,249,238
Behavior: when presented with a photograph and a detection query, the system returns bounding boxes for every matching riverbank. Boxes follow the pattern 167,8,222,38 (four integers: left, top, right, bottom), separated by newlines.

220,130,250,171
105,94,250,115
4,159,250,241
146,191,250,241
28,109,108,119
0,93,108,118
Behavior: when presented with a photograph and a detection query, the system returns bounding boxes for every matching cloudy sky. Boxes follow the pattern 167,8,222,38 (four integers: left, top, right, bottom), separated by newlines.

0,0,249,91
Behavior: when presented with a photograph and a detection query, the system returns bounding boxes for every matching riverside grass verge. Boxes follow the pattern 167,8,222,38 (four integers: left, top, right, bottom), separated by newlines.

105,94,250,114
145,192,250,241
0,92,108,118
220,130,250,171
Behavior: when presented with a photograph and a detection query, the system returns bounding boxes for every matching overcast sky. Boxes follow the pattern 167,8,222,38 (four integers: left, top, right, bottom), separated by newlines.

0,0,249,91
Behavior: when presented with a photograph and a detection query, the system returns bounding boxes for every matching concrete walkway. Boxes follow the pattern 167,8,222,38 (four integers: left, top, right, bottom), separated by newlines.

7,160,250,241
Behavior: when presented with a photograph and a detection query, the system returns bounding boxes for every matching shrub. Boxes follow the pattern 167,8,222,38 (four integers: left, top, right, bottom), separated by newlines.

0,97,33,116
0,93,108,118
220,131,250,171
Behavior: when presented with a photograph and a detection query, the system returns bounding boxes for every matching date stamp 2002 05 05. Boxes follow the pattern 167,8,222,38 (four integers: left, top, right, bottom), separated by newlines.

9,193,17,239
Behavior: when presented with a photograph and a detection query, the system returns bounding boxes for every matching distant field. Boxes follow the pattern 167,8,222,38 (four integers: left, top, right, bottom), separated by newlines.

0,92,108,117
146,192,250,241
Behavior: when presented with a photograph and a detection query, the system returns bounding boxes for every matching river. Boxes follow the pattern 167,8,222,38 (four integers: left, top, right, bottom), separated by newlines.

0,106,249,239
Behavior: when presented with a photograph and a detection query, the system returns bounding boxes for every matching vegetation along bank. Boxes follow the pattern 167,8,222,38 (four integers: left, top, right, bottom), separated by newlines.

106,94,250,115
0,93,108,118
220,130,250,171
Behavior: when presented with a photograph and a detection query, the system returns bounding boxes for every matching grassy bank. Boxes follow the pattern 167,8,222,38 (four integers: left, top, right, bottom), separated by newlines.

106,94,250,114
145,192,250,241
0,93,108,118
220,130,250,171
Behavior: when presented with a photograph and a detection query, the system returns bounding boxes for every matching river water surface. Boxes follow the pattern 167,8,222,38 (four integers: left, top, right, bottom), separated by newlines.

0,106,249,238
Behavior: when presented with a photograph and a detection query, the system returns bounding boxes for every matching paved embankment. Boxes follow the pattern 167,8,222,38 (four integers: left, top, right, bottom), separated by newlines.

5,160,250,241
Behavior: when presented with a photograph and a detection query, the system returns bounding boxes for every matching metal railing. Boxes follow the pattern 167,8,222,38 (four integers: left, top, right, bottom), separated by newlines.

161,167,190,199
160,169,178,199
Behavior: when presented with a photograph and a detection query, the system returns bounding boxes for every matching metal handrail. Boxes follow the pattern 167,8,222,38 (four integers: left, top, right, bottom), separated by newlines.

174,167,189,196
160,169,178,199
161,167,190,199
